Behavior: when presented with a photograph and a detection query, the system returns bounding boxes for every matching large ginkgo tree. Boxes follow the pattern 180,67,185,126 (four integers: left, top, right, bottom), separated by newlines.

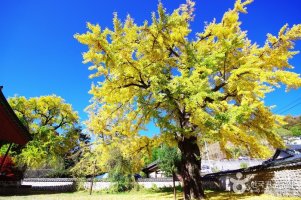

75,0,301,199
8,95,80,169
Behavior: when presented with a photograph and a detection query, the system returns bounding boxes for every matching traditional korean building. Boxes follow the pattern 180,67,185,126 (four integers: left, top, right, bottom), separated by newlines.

0,86,32,171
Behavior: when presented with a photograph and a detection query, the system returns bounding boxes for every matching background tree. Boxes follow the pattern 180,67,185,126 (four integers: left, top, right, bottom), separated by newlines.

70,143,98,178
106,146,135,192
157,145,181,200
290,126,301,137
71,136,148,182
283,115,301,137
283,115,301,127
76,0,301,199
64,127,91,169
276,115,301,137
8,95,80,170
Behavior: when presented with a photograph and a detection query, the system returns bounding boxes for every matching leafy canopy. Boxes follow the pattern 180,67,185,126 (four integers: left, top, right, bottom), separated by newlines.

76,0,301,158
8,95,80,169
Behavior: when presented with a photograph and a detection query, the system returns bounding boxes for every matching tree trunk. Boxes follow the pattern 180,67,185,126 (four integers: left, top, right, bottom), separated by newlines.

178,136,205,200
173,172,176,200
89,159,97,195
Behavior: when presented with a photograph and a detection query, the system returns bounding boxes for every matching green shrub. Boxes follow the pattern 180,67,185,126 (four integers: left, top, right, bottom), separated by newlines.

108,172,134,193
139,171,147,178
150,183,158,192
211,166,220,173
75,178,87,191
240,162,249,169
45,169,73,178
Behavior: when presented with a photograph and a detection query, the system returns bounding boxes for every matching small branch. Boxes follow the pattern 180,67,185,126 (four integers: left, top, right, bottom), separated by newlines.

211,82,227,92
195,33,212,46
168,47,180,57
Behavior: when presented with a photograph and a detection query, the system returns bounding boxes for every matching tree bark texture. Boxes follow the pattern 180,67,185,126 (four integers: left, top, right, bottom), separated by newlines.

178,136,205,200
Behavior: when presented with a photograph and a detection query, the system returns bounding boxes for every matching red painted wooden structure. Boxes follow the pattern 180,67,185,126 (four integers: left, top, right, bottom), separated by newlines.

0,86,31,145
0,86,31,172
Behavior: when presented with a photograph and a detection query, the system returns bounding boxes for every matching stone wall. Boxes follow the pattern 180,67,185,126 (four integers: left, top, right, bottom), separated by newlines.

202,161,301,197
23,178,75,187
20,178,181,192
202,159,263,172
8,162,301,197
0,178,77,195
83,181,111,190
21,178,180,192
137,178,181,189
82,178,181,190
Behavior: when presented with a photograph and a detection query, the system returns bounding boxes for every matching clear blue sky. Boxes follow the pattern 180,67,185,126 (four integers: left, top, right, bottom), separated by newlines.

1,0,301,136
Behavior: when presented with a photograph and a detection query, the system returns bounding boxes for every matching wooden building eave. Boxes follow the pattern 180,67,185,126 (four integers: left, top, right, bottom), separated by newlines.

0,86,32,145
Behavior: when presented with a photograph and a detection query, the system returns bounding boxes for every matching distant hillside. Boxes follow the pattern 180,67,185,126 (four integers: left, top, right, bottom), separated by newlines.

277,115,301,137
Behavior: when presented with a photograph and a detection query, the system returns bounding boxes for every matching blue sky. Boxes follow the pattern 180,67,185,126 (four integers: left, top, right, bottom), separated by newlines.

1,0,301,136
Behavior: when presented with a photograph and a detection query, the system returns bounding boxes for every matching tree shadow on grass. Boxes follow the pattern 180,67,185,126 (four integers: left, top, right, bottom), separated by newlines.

146,186,184,199
0,185,77,196
151,185,183,193
205,191,262,200
149,189,264,200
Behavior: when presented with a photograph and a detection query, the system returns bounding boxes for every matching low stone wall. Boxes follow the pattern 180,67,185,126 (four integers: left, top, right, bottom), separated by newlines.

0,180,21,187
202,160,301,197
0,178,77,195
137,178,181,189
202,159,263,171
20,178,180,192
23,178,75,187
21,178,111,192
22,178,77,193
12,162,301,197
83,181,111,190
82,178,181,190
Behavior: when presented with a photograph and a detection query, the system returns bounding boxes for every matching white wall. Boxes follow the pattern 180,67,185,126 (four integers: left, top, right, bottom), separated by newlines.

21,179,181,191
22,181,74,187
202,159,263,172
83,181,111,190
138,181,181,189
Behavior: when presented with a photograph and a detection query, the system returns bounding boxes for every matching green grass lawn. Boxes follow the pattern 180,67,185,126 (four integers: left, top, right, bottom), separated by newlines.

1,190,300,200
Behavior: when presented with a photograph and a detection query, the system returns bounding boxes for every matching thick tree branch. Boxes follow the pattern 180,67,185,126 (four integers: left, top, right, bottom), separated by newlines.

202,90,237,108
54,115,67,130
122,82,150,89
223,52,228,81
